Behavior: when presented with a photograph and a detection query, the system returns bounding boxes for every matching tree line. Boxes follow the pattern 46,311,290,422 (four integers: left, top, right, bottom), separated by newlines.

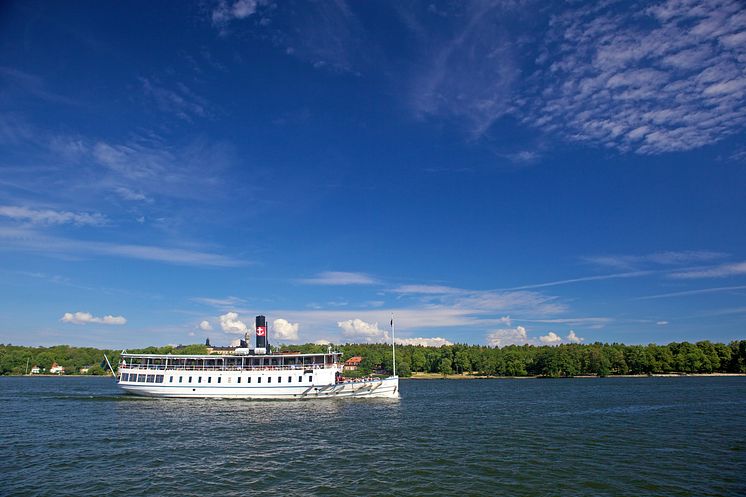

279,340,746,377
2,340,745,377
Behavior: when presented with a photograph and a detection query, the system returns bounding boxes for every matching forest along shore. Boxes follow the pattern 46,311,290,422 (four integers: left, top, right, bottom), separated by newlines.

408,372,746,380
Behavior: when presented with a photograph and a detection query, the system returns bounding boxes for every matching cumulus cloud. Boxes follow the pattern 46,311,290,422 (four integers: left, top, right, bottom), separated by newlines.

272,318,300,341
396,337,453,347
337,318,389,343
487,326,530,347
0,205,107,226
219,312,249,334
566,330,584,343
61,311,127,325
540,332,562,345
199,320,213,331
524,0,746,154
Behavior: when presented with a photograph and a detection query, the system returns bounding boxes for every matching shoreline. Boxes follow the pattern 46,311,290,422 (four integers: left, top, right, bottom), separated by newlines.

406,372,746,380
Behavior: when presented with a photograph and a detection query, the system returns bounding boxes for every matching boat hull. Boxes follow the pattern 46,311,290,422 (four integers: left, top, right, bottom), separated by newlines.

118,376,399,399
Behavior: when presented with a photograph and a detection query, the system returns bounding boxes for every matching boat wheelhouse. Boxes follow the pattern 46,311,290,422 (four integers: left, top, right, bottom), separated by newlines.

116,315,399,399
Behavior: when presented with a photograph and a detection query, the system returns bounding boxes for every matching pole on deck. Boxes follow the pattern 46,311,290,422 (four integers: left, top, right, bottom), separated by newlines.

391,313,396,377
103,354,116,378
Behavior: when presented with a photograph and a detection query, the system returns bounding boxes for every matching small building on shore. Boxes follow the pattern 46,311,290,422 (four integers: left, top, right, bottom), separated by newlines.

49,363,65,374
30,365,41,374
344,356,363,371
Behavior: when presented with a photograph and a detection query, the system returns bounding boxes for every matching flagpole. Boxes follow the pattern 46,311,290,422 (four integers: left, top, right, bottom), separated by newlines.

391,313,396,377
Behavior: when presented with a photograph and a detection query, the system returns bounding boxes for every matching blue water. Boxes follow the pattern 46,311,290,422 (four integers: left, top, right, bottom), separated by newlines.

1,376,745,496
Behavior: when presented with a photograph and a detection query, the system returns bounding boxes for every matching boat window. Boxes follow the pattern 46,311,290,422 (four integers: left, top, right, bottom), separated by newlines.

237,377,241,384
228,377,231,384
258,377,261,383
147,375,155,383
156,375,164,383
189,376,192,383
218,377,221,383
307,375,312,382
208,377,212,383
179,376,183,383
198,377,202,383
298,376,302,382
120,373,128,381
169,376,173,383
247,377,251,383
277,376,281,383
288,376,292,383
138,375,146,383
267,377,271,383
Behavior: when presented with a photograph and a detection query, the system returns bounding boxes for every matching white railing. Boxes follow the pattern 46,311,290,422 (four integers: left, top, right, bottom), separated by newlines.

119,364,335,372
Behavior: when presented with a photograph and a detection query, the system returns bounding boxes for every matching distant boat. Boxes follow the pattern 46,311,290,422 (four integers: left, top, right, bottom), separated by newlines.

115,315,399,399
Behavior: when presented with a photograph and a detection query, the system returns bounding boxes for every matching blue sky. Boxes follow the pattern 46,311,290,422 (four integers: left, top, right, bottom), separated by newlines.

1,0,745,349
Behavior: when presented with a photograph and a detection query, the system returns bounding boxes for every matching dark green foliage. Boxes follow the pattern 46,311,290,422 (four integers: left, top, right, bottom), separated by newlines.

2,340,746,377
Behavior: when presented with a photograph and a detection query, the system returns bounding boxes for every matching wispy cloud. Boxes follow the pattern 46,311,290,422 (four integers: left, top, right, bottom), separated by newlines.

392,284,463,295
511,270,652,290
192,296,248,308
0,205,107,226
300,271,378,285
0,226,246,267
636,284,746,300
139,77,210,122
669,261,746,279
584,251,727,270
212,0,261,27
524,0,746,153
410,2,524,136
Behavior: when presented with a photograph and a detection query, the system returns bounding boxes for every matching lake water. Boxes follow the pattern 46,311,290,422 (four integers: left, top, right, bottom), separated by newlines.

1,376,745,496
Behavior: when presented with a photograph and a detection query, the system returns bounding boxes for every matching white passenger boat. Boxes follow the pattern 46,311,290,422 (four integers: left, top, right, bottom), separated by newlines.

115,315,399,399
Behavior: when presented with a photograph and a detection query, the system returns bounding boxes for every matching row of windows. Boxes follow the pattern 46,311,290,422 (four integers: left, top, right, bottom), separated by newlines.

120,373,164,383
121,373,313,384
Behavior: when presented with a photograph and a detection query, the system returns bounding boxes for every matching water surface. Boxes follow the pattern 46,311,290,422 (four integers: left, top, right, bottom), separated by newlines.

1,376,745,496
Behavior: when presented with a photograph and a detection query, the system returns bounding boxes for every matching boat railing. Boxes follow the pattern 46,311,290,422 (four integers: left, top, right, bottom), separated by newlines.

119,364,335,372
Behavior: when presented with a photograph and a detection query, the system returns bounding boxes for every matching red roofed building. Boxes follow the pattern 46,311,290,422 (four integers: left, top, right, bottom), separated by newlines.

343,356,363,371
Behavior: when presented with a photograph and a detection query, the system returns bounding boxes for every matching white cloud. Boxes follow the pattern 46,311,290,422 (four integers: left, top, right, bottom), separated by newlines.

566,330,584,343
115,187,151,203
637,285,746,300
314,339,332,345
670,261,746,279
525,0,746,154
192,296,247,308
0,226,246,267
212,0,260,26
272,318,300,341
656,321,669,326
337,318,389,343
392,284,463,295
301,271,378,285
585,251,727,270
0,205,107,226
396,337,453,347
139,78,209,122
487,326,530,347
61,311,127,325
199,320,213,331
219,312,249,334
540,332,562,345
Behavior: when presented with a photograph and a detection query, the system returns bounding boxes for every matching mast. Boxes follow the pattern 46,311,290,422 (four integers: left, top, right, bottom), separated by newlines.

25,357,30,375
391,313,396,377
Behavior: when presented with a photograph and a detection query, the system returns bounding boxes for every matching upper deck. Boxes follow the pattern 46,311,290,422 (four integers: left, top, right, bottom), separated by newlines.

120,351,342,372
